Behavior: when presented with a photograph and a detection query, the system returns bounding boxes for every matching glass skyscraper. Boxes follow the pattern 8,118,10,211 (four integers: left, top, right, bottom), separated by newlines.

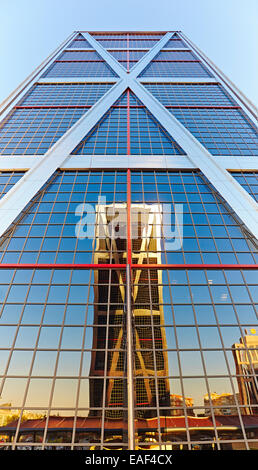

0,30,257,451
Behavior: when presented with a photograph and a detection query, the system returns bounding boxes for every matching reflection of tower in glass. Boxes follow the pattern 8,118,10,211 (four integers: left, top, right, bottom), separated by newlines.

132,204,170,417
89,203,170,418
232,331,258,415
89,203,127,418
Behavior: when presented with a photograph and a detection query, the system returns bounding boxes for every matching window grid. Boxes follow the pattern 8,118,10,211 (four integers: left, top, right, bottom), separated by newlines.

163,39,189,49
0,107,89,155
142,84,258,156
144,83,237,107
108,49,148,70
42,61,118,78
91,34,164,40
93,39,162,49
108,50,147,61
0,170,257,267
57,51,103,61
131,170,257,265
19,83,114,107
67,40,93,49
0,264,257,450
0,83,115,155
72,91,185,156
230,172,258,202
73,107,128,155
139,61,213,78
153,51,199,61
67,33,93,49
169,108,258,156
0,172,25,200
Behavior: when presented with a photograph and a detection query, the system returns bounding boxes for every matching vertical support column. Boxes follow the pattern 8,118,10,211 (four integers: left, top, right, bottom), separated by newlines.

126,263,135,450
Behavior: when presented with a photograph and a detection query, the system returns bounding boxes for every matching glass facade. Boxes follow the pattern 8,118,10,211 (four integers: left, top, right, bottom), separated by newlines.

231,172,258,203
144,83,258,156
0,30,257,451
0,172,25,200
72,92,185,155
0,84,114,155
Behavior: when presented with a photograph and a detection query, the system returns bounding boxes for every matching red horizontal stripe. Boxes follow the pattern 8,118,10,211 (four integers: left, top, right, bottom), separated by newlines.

14,105,240,111
0,264,256,270
139,338,162,341
108,49,148,52
153,60,200,63
108,403,124,406
0,263,126,269
111,105,144,108
143,81,220,85
95,38,160,41
55,60,105,63
165,105,241,109
133,264,258,270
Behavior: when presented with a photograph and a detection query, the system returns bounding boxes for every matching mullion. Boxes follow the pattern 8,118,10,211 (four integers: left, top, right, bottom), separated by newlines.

0,265,257,449
181,171,209,265
11,267,57,449
134,173,162,442
100,268,112,449
165,269,192,449
40,268,75,449
40,171,68,264
192,171,223,264
221,269,258,391
185,268,222,448
70,170,91,265
199,172,256,264
203,269,251,449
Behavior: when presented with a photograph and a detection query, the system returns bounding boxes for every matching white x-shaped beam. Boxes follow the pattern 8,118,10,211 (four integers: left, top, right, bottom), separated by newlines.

0,31,257,239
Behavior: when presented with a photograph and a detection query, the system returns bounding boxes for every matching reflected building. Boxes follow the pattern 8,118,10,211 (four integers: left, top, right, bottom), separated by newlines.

170,395,194,416
89,203,170,418
232,332,258,415
204,393,239,416
89,203,127,417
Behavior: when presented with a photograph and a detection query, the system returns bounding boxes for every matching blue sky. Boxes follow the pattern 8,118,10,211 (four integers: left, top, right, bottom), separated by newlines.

0,0,257,106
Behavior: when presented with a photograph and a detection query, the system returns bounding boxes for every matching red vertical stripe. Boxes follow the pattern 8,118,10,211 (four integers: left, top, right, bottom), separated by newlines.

126,87,132,265
127,34,130,72
127,89,130,155
127,169,132,266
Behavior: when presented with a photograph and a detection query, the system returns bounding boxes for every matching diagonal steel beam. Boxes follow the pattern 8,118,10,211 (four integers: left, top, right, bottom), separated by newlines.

85,31,258,238
126,32,173,78
82,32,127,78
0,30,257,242
128,79,258,238
0,32,171,238
0,78,126,235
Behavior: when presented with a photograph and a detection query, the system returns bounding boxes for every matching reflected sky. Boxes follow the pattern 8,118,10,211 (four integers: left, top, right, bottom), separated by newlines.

0,267,257,413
